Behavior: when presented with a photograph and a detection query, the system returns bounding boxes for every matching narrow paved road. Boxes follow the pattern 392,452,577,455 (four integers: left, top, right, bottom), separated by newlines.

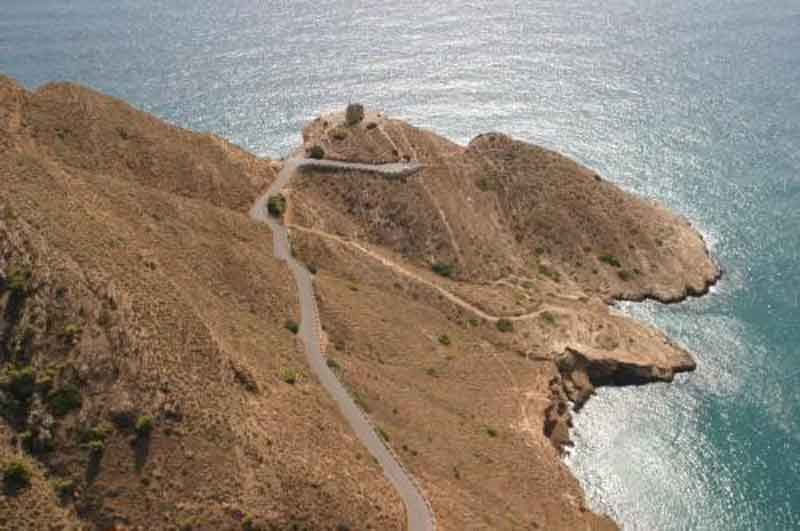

250,157,435,531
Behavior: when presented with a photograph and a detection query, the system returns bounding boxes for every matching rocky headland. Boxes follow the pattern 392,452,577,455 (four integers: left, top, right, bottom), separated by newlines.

1,79,718,530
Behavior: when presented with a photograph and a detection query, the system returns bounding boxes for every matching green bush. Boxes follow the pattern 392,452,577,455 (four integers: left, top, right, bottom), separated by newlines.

3,367,36,401
486,427,498,438
52,478,75,499
540,311,557,326
496,319,514,333
325,358,341,370
266,194,287,218
35,369,55,395
280,368,298,385
475,177,492,191
598,254,621,268
6,268,30,294
438,335,451,346
86,439,105,455
431,262,454,278
307,145,325,159
86,441,106,455
330,127,349,141
83,423,111,443
284,319,299,334
2,205,16,221
63,323,82,339
47,385,82,416
19,431,33,451
135,415,155,436
2,459,31,491
538,264,561,283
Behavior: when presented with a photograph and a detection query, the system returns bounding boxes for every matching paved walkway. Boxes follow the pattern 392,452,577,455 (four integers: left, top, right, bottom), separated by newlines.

250,157,435,531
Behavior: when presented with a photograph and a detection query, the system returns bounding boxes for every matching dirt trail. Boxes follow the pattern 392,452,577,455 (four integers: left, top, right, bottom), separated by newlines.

286,223,582,323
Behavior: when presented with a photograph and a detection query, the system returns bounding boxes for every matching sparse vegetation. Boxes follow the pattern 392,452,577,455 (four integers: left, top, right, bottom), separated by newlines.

135,415,155,437
280,368,298,385
538,264,561,283
376,426,389,442
307,145,325,159
19,431,33,451
431,262,454,278
267,194,287,218
426,367,438,377
617,270,632,282
3,459,32,492
476,177,492,191
353,392,370,413
83,424,111,444
325,358,341,370
6,267,30,294
86,439,105,455
3,366,36,400
284,319,299,334
486,427,498,438
242,515,263,531
63,323,81,339
177,516,198,531
599,254,621,268
2,205,16,221
496,319,514,333
330,127,349,141
438,334,451,346
52,478,75,499
540,311,557,326
46,384,82,416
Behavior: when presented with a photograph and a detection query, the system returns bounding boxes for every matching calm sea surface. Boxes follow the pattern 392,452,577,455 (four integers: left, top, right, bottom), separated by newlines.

3,1,799,528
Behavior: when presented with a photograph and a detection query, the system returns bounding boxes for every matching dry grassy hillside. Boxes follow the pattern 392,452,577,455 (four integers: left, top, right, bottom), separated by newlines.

290,108,721,530
301,117,719,304
0,76,721,531
0,76,404,530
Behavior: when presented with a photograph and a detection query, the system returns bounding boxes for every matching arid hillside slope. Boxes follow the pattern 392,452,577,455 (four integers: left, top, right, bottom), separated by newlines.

1,75,720,531
301,115,719,304
0,76,404,530
288,108,721,529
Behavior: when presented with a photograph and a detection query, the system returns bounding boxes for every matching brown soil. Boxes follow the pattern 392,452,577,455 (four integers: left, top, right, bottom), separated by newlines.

0,76,403,531
1,78,720,530
291,108,720,530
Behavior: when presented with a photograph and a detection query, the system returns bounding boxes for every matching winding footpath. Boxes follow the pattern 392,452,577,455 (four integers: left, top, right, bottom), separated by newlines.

249,156,435,531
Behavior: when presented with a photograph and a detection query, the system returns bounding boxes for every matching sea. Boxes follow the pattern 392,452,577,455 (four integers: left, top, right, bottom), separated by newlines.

2,1,798,529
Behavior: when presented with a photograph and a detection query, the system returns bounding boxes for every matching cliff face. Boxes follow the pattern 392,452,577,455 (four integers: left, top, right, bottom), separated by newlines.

0,76,404,531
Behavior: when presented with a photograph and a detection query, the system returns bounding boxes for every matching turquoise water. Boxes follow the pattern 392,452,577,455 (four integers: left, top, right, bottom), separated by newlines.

2,1,799,528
